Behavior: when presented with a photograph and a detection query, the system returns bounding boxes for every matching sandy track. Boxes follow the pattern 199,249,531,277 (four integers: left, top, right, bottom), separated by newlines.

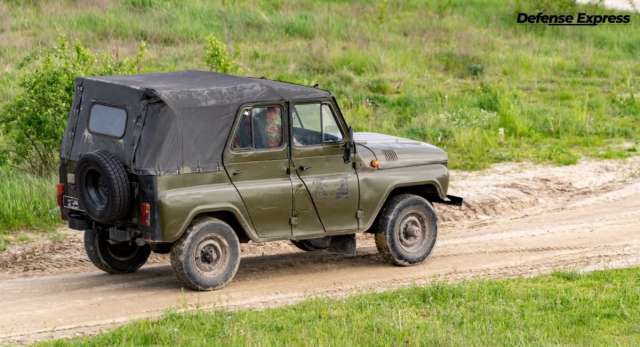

1,157,639,344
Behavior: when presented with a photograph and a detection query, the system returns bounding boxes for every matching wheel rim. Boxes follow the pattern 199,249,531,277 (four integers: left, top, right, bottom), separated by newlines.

397,213,428,253
85,168,109,209
194,235,229,276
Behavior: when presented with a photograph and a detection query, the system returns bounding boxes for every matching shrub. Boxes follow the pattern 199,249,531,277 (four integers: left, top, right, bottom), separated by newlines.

204,34,237,73
0,38,145,176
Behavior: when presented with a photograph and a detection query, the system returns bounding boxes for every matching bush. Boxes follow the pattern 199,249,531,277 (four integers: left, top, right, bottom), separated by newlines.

0,38,145,176
204,34,237,73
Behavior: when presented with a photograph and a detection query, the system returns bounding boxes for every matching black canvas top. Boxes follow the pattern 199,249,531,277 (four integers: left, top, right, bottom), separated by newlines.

86,70,331,106
61,71,333,175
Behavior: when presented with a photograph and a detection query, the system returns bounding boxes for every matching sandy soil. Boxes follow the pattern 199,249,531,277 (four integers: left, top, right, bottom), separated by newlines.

0,157,639,344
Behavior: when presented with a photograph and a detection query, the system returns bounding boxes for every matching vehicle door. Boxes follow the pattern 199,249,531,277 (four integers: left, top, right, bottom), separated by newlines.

290,101,359,236
224,104,293,240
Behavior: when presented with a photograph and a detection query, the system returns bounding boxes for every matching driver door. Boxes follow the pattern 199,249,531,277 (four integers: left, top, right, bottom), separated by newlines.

290,101,359,237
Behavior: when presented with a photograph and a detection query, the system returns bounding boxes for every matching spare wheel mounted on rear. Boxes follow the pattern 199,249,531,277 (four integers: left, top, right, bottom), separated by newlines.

75,150,131,224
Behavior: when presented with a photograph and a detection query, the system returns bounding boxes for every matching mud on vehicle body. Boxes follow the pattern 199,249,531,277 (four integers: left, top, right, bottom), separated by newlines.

58,71,462,290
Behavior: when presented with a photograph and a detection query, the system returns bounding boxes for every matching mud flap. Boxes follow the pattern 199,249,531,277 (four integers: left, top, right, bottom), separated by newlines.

328,234,356,256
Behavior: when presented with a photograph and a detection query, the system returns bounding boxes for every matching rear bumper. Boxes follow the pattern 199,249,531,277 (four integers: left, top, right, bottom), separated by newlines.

68,214,92,230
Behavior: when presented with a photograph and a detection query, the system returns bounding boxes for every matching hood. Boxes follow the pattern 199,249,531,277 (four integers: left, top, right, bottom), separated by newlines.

354,132,447,168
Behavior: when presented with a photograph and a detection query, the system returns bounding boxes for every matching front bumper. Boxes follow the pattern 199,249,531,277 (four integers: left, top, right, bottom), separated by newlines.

435,195,464,206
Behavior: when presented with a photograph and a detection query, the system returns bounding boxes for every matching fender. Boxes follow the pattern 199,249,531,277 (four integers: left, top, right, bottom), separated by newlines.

169,204,259,243
361,179,447,232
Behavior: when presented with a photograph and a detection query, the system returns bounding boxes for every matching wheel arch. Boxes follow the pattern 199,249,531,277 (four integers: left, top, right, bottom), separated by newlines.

364,182,443,233
173,206,257,243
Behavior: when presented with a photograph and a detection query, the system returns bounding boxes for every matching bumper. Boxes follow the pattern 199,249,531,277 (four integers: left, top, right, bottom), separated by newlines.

435,195,464,206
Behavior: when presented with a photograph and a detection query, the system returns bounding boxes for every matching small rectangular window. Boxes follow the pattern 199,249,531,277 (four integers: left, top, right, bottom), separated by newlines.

89,104,127,138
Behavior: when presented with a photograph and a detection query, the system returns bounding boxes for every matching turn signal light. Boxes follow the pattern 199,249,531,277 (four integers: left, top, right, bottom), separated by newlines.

140,202,151,227
56,183,65,207
370,159,380,169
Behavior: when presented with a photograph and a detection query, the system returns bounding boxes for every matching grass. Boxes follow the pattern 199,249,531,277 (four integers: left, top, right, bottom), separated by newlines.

0,169,59,250
0,1,638,170
39,267,640,346
0,0,638,238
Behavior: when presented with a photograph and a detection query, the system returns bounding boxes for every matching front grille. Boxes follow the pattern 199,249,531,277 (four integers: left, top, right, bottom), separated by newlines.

382,149,398,161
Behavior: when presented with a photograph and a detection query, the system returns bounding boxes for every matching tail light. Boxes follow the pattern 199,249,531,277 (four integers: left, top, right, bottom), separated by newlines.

56,183,65,207
140,202,151,227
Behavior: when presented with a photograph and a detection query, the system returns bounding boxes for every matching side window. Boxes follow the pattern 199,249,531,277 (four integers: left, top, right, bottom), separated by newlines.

293,103,343,146
88,104,127,138
321,104,343,143
232,105,283,150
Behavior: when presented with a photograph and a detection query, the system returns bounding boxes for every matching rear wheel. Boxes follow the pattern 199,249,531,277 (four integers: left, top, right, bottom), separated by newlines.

170,217,240,291
291,237,331,252
374,194,438,266
84,230,151,274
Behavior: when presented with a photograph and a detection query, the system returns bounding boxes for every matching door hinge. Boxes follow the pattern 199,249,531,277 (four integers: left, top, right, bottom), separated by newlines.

289,217,299,226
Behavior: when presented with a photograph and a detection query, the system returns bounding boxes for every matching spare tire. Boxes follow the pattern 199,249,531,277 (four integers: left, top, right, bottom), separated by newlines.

76,150,131,223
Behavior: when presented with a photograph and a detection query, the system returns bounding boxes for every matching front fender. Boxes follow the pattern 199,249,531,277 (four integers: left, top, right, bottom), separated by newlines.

358,163,449,231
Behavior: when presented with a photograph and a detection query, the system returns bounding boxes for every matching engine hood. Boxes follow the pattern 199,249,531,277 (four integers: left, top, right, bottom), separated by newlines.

354,132,447,168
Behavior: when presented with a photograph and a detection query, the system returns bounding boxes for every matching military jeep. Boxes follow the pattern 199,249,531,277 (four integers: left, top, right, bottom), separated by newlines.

58,71,462,290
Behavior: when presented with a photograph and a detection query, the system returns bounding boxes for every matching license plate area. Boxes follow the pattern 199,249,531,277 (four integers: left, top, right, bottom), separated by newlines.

63,195,83,211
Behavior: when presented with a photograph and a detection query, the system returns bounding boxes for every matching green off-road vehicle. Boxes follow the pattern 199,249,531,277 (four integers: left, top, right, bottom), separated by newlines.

58,71,462,290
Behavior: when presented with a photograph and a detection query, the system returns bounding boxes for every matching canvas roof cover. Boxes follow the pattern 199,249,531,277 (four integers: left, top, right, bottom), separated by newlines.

61,71,331,175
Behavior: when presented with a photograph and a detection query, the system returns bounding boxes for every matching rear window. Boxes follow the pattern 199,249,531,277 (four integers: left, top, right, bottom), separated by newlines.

88,104,127,138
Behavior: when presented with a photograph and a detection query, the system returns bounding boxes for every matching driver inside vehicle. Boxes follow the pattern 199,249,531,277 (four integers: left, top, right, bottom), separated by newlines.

233,106,282,150
257,106,282,149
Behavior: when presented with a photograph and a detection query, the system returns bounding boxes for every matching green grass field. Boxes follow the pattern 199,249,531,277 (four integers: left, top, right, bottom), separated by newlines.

0,0,638,238
39,267,640,346
0,170,59,250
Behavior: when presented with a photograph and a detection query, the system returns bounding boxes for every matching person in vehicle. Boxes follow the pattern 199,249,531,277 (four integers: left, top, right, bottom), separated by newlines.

233,106,282,149
254,106,282,149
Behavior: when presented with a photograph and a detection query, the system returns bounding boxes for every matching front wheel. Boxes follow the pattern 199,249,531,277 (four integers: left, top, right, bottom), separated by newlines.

84,230,151,274
374,194,438,266
170,217,241,291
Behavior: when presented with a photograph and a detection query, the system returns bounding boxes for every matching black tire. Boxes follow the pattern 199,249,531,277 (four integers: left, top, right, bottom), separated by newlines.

374,194,438,266
84,229,151,274
291,237,331,252
76,150,131,224
170,217,241,291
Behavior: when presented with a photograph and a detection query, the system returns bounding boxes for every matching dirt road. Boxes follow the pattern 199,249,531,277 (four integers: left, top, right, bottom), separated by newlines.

1,157,639,344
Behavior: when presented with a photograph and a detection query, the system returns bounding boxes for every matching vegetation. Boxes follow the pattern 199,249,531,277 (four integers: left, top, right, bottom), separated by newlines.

40,267,640,346
0,169,58,250
0,38,146,175
0,0,638,239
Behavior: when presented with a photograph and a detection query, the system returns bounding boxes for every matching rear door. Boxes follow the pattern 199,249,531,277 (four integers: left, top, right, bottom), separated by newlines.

224,103,293,240
290,101,359,236
65,80,144,165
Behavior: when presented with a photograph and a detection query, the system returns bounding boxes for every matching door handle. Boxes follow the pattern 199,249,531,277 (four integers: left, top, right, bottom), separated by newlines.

298,165,311,172
230,169,242,176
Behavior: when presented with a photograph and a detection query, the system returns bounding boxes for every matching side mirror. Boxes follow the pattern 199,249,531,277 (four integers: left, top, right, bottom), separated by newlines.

343,126,355,163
